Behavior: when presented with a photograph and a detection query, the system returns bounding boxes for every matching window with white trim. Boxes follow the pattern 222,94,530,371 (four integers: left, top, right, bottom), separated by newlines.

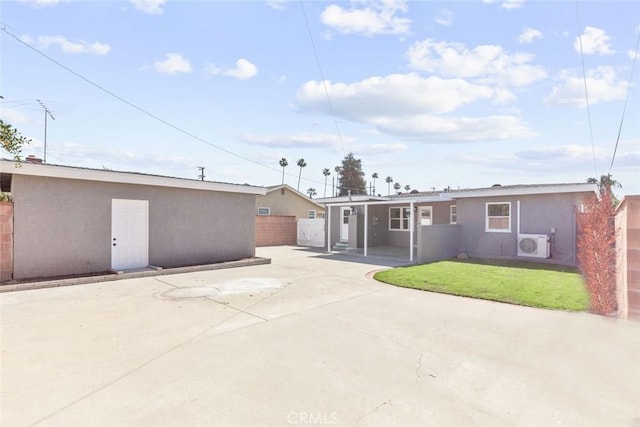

257,207,270,216
450,205,457,224
486,202,510,232
389,207,410,230
308,210,316,219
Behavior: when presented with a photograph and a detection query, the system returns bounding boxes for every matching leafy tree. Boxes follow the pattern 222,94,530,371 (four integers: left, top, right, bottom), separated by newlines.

587,174,621,206
393,182,401,194
306,187,317,198
385,176,393,195
296,158,307,190
279,157,288,185
335,152,366,196
1,119,30,163
371,172,379,195
322,168,331,197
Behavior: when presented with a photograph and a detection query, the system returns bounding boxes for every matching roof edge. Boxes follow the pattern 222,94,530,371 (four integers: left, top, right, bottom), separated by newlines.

0,160,267,195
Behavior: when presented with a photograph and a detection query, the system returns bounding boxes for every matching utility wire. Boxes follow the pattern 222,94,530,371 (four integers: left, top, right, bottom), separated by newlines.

575,3,598,179
0,24,334,186
299,1,346,156
1,23,371,192
609,30,640,174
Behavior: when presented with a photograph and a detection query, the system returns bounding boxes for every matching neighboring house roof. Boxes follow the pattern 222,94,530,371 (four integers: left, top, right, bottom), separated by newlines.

265,184,324,209
320,182,598,205
0,159,267,195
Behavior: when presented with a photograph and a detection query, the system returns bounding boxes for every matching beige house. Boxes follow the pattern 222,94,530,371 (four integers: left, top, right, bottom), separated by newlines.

256,184,324,219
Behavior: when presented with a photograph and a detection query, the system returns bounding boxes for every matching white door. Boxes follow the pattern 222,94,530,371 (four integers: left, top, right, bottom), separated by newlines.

340,207,351,241
111,199,149,270
418,206,433,226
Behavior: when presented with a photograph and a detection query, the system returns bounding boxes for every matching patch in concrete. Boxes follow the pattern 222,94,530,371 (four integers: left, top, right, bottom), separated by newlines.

159,277,284,299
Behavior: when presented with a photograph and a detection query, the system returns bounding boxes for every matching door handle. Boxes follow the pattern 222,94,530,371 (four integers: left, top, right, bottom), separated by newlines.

113,243,117,246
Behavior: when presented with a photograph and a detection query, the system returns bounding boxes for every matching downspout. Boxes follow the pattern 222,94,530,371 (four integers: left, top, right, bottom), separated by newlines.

409,201,414,262
364,204,368,257
327,205,331,253
517,200,521,236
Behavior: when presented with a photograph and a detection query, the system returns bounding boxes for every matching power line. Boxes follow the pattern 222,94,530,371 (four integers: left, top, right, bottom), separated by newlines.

1,23,370,192
299,1,346,157
36,99,55,163
609,30,640,174
0,24,312,183
574,3,598,179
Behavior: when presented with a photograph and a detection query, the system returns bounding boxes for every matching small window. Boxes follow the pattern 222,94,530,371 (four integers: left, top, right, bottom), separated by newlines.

308,210,316,219
257,207,270,216
389,207,410,230
450,205,457,224
486,202,510,232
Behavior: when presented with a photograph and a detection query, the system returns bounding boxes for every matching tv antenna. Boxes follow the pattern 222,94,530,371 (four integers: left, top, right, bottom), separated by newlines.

197,166,205,181
36,99,55,163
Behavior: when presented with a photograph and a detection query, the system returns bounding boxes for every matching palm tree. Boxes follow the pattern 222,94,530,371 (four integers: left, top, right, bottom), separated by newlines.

404,184,411,192
297,158,307,190
385,176,393,195
322,168,331,197
279,158,288,185
371,172,379,196
393,182,401,194
307,188,317,198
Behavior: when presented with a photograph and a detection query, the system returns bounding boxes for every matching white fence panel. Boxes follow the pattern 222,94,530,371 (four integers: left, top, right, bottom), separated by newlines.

297,219,325,247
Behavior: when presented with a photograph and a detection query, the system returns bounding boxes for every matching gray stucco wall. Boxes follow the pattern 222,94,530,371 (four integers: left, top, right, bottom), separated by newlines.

457,193,587,266
417,224,460,264
12,175,256,280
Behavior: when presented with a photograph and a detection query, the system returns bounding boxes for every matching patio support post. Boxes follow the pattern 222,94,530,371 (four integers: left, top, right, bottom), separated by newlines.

327,205,331,253
364,204,368,257
410,201,414,262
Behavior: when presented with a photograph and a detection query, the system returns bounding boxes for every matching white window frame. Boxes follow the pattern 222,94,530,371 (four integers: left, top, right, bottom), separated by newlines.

485,202,511,233
308,210,316,219
257,207,270,216
450,205,457,224
389,207,410,231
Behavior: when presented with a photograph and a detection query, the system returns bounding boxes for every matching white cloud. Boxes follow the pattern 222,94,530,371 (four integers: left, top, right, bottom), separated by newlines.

435,10,453,26
574,26,614,55
482,0,525,9
406,39,547,86
241,133,356,149
152,53,192,75
296,73,534,142
371,114,535,141
223,59,258,80
0,107,33,126
518,27,542,44
628,49,639,60
544,66,629,107
320,0,411,36
297,73,498,119
24,35,111,55
501,0,525,9
265,0,287,11
130,0,167,15
17,0,66,7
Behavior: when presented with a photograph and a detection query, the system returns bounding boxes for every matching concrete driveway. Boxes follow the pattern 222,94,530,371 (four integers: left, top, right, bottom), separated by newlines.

1,246,639,426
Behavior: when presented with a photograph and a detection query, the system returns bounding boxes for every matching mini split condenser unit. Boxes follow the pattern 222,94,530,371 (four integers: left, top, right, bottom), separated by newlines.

517,234,550,259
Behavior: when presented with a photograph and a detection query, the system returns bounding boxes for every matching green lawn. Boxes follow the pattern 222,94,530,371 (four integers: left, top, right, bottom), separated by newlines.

374,259,589,311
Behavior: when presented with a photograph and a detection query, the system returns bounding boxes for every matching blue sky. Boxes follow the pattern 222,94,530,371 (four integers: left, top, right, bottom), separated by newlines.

1,0,638,196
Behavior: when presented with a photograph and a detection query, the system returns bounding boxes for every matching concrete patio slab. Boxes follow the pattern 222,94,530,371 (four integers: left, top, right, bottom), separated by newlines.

1,246,639,426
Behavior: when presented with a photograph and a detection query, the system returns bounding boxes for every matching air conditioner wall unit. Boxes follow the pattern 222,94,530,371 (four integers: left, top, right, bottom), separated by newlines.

517,234,550,259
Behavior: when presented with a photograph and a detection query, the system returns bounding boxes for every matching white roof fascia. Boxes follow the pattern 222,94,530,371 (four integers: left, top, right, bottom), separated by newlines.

449,183,598,199
322,196,452,207
0,161,267,195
